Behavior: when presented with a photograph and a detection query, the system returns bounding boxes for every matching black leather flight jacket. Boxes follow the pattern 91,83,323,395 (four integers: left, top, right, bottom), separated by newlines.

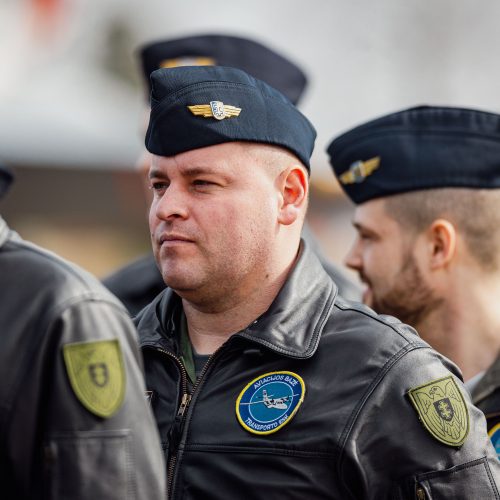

0,218,165,499
136,242,500,499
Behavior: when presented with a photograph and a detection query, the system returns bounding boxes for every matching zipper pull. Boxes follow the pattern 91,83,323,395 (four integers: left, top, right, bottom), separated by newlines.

416,485,426,499
177,393,192,417
168,393,192,453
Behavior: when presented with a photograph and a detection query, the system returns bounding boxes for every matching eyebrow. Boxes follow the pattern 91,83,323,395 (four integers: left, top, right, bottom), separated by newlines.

180,165,226,177
352,221,379,237
148,168,164,180
148,164,231,180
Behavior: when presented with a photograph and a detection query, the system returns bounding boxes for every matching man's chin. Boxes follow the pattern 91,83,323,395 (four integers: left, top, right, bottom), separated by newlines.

163,274,194,291
162,268,205,293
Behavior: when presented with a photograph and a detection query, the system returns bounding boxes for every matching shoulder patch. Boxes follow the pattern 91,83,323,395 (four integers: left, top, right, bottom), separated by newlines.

236,371,305,435
63,339,125,418
408,375,469,447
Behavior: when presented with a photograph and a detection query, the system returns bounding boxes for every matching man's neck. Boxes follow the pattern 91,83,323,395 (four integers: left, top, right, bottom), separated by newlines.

414,272,500,381
182,250,298,355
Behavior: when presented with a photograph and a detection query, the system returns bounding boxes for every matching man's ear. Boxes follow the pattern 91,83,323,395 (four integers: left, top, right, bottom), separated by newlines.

426,219,457,269
277,166,308,226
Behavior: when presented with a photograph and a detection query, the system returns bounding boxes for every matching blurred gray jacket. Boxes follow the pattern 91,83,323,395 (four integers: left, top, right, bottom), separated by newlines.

0,217,165,499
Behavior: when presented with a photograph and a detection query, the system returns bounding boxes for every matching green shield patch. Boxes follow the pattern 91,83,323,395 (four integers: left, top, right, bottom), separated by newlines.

408,375,469,447
63,339,125,418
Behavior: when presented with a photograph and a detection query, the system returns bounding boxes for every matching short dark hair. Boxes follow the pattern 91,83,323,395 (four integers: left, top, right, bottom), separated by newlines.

384,188,500,271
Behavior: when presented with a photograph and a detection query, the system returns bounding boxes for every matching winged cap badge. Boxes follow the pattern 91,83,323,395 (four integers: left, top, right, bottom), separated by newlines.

339,156,380,185
408,375,469,447
160,56,216,69
188,101,242,121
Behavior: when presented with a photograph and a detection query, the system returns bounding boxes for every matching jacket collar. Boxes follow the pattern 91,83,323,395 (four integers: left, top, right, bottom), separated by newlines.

239,241,337,358
138,239,338,359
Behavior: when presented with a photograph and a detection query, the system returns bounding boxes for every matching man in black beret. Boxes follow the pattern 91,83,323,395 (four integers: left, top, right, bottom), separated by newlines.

328,105,500,456
0,163,165,498
103,34,360,315
137,73,500,498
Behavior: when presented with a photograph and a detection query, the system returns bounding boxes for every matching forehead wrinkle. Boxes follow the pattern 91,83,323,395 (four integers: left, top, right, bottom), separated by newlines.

176,147,245,177
151,143,257,180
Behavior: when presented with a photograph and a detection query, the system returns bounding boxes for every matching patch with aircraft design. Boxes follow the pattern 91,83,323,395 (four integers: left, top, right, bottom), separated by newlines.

236,371,305,435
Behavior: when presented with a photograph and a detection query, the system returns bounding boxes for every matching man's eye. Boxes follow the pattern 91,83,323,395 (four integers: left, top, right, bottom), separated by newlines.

150,181,168,192
193,179,214,187
358,232,372,241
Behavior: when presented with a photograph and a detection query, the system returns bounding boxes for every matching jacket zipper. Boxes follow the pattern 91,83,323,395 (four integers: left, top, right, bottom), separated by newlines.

151,343,229,498
166,395,190,493
146,347,189,494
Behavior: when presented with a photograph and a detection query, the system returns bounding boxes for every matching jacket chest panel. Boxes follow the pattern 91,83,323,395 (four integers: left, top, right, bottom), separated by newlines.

175,358,343,498
183,354,347,456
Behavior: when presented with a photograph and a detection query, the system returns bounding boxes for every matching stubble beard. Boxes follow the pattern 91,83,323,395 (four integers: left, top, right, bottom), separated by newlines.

371,252,441,328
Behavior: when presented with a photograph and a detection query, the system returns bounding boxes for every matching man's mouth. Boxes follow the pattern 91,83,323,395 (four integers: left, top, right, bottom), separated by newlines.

158,233,194,245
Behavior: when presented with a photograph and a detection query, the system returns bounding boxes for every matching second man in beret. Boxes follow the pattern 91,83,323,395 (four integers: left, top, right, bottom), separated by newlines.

329,105,500,457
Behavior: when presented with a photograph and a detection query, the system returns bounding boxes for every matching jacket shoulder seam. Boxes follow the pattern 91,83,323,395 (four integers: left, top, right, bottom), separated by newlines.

337,342,429,486
333,301,420,343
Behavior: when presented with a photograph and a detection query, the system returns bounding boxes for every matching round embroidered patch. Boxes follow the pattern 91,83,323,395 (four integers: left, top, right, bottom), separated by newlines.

236,371,305,435
488,423,500,459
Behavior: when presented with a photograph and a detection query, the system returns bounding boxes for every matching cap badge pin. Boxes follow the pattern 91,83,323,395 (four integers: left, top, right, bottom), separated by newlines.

339,156,380,185
188,101,242,120
160,56,216,68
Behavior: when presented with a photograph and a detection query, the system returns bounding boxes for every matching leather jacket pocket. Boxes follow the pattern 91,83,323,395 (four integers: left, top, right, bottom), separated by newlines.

44,429,133,500
412,457,499,499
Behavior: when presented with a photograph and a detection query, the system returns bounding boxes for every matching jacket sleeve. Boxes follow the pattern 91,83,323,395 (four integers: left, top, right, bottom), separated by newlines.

340,344,500,500
36,297,165,499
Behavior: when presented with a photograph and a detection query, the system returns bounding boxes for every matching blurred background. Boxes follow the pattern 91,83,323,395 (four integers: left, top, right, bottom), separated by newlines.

1,0,500,281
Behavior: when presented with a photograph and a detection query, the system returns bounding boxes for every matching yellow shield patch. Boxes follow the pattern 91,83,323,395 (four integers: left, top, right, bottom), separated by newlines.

408,375,469,447
63,339,125,418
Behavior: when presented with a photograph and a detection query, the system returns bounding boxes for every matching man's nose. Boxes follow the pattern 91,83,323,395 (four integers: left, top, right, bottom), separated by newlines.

153,185,189,221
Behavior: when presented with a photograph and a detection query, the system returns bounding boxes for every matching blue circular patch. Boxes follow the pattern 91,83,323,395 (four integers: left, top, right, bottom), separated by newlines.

236,371,305,435
489,423,500,459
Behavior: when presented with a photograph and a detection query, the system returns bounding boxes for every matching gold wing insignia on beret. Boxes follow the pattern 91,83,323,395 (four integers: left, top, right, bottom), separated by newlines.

339,156,381,185
160,56,216,68
188,101,242,121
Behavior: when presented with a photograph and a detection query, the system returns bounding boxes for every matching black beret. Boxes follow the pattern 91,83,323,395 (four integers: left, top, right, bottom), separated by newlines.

145,65,316,169
139,34,307,105
327,105,500,204
0,164,13,200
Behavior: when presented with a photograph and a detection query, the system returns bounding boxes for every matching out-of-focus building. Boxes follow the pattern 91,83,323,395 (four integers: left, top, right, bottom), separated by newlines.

1,0,499,278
